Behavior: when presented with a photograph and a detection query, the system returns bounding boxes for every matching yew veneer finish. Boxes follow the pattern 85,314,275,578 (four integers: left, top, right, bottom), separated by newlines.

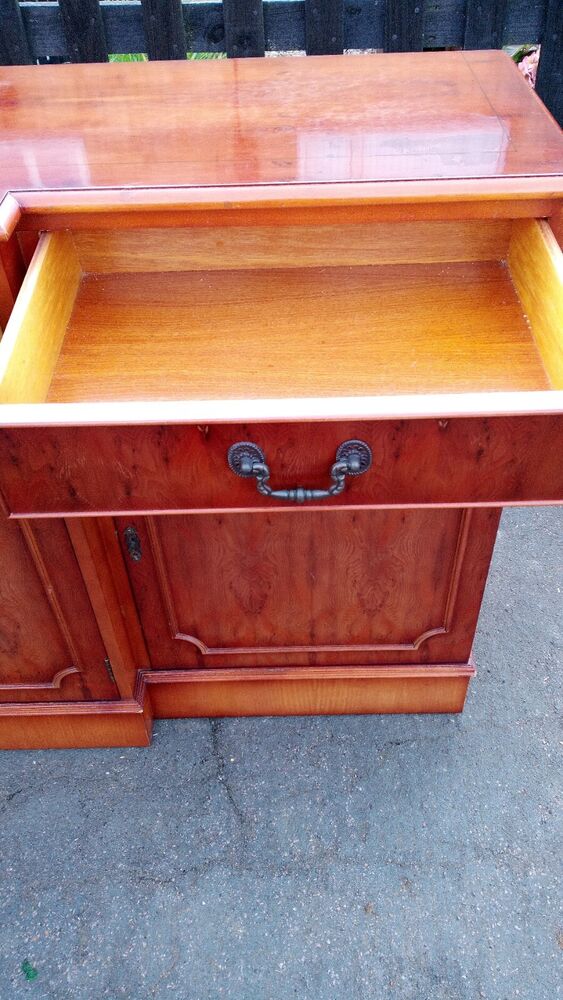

0,52,561,749
1,50,562,236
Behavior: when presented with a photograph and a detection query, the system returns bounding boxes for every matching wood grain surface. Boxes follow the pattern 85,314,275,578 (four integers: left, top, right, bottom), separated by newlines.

45,261,549,404
1,416,562,516
0,699,151,749
72,220,513,273
0,48,560,747
0,515,117,702
145,664,475,717
117,507,499,668
0,234,26,331
4,216,558,409
15,198,558,237
66,517,150,699
1,51,562,239
0,232,81,404
509,219,563,389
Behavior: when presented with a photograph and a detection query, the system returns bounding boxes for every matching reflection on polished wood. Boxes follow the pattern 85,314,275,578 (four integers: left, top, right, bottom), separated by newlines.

1,51,562,239
0,52,560,748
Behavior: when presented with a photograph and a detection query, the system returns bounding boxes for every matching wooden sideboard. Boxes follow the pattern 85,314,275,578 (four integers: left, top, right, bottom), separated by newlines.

0,51,561,749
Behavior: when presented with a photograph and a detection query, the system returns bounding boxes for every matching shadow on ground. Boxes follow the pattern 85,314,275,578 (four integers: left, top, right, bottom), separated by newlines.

0,507,561,999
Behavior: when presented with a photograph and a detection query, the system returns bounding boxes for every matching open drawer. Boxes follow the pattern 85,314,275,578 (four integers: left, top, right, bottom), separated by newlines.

0,218,561,516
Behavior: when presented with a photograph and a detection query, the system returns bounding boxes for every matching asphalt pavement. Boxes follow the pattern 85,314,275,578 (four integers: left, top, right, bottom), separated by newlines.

0,506,561,999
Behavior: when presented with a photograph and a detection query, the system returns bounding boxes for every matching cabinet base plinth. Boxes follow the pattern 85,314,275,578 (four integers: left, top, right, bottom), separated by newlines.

146,663,476,720
0,699,151,750
0,664,476,749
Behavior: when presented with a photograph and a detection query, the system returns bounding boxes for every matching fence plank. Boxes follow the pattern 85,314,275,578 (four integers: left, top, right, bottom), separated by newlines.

140,0,187,58
536,0,562,125
385,0,423,52
263,0,304,50
16,0,553,61
58,0,108,61
423,0,464,48
222,0,265,56
0,0,33,64
345,0,383,49
100,0,148,53
464,0,508,48
504,0,547,47
305,0,343,54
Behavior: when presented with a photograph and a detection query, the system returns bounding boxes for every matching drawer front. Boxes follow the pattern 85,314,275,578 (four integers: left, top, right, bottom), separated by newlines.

0,414,562,517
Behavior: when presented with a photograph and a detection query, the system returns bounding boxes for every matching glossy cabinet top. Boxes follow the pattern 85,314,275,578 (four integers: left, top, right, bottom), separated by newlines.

0,50,562,230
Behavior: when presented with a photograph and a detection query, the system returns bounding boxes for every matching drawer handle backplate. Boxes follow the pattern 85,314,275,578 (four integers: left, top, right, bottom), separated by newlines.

227,440,372,504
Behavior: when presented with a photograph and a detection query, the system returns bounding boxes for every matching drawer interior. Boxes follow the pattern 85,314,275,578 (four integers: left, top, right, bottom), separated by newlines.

0,219,561,406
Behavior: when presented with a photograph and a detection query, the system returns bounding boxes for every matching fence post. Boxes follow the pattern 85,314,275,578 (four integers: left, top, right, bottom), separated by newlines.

384,0,423,52
222,0,265,57
0,0,33,64
464,0,508,48
59,0,108,62
140,0,187,59
305,0,344,55
536,0,562,126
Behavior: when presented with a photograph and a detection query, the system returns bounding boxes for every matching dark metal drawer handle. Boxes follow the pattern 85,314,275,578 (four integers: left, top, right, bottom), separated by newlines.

227,440,372,504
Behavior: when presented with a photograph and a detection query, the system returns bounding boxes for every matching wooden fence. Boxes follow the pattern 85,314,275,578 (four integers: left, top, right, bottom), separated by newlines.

0,1,561,123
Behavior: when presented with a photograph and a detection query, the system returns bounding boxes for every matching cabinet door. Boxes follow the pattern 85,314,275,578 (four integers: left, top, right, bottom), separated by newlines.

0,516,118,702
117,507,500,669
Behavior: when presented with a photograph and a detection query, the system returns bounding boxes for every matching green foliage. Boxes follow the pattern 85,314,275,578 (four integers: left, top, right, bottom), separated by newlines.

511,45,536,64
109,53,225,62
109,53,148,62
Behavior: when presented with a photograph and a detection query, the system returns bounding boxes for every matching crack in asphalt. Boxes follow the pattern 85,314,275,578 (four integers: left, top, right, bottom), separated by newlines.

208,719,250,843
